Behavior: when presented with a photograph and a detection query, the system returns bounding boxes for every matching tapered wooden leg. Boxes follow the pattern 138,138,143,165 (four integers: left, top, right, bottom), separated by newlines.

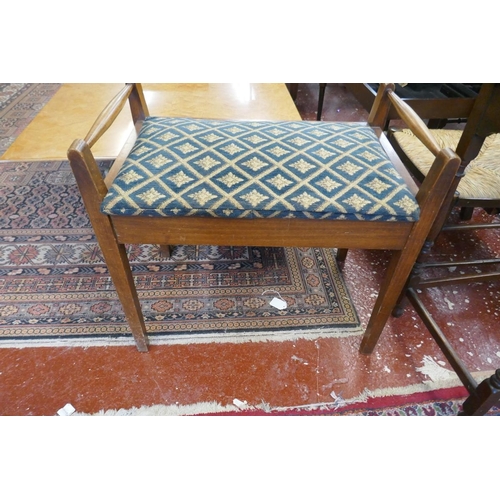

287,83,299,100
360,249,418,354
89,214,149,351
68,143,149,352
159,245,174,258
359,150,461,354
101,236,149,352
336,248,348,262
317,83,327,121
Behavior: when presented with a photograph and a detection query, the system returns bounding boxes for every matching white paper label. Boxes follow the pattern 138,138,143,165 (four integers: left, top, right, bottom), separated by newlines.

269,297,287,310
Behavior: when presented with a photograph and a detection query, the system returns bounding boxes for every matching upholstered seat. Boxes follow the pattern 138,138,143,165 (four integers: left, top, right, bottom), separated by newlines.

102,117,420,222
392,129,500,200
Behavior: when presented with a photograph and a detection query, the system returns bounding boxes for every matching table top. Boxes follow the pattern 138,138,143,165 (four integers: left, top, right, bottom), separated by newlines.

2,83,301,161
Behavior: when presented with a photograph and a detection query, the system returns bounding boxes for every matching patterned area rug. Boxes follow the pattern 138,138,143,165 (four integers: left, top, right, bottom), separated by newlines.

0,159,361,346
0,83,60,156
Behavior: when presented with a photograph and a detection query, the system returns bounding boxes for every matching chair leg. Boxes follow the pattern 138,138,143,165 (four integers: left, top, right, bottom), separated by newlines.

460,369,500,416
287,83,299,101
85,211,149,351
460,206,474,220
159,245,174,258
391,239,435,317
68,144,149,352
336,248,348,262
317,83,327,121
97,228,149,352
359,248,420,354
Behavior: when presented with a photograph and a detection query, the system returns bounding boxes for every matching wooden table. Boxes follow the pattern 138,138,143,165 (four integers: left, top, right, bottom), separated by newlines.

2,83,300,161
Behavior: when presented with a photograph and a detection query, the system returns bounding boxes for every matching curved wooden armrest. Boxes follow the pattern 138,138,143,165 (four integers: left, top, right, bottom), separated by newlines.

84,84,135,148
386,88,441,157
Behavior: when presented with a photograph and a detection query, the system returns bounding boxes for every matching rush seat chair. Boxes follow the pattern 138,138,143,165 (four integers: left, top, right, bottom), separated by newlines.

388,83,500,291
67,83,460,353
385,83,500,415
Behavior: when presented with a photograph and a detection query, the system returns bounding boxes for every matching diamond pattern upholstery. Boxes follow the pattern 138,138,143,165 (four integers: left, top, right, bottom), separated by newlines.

102,117,420,222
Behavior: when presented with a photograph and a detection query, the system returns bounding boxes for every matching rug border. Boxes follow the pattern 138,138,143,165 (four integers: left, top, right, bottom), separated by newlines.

0,324,365,348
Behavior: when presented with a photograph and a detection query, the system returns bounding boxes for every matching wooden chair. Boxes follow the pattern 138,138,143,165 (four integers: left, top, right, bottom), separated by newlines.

346,83,480,130
386,83,500,415
67,83,460,353
388,83,500,292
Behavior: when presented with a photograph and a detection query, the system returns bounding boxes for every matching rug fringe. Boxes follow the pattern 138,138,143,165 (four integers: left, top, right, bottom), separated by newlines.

72,369,495,416
0,325,365,349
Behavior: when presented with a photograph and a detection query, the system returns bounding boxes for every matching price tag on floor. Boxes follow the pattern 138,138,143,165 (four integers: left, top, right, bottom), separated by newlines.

269,297,287,310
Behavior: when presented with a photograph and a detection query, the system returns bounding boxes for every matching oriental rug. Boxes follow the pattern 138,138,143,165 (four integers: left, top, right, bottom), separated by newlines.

0,83,60,156
0,159,361,347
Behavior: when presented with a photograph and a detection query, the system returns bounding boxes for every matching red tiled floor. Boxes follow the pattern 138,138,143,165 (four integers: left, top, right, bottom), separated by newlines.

1,83,499,416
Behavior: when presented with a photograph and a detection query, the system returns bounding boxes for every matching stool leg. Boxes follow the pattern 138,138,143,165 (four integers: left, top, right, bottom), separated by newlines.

99,228,149,352
68,144,149,352
360,248,419,354
336,248,348,262
287,83,299,100
159,245,174,258
317,83,327,121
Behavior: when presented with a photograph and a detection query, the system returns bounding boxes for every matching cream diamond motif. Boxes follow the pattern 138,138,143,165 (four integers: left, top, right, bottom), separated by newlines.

170,171,194,187
268,146,289,157
316,177,341,192
246,135,266,144
176,143,198,154
142,127,160,136
345,194,370,211
148,154,171,168
138,188,165,206
394,195,419,215
189,188,217,205
315,148,334,159
268,127,286,136
185,124,203,131
360,151,379,161
339,161,362,175
268,174,293,190
201,133,223,143
290,159,316,174
122,171,143,185
242,157,268,171
353,132,367,140
195,156,221,171
365,178,391,194
218,172,244,188
241,190,269,207
133,145,152,156
159,132,179,141
333,139,352,148
310,129,328,137
226,126,245,134
291,192,320,209
288,137,310,146
221,143,244,155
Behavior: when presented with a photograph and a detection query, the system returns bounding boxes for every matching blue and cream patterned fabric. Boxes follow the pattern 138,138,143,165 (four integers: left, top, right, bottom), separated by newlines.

101,117,420,222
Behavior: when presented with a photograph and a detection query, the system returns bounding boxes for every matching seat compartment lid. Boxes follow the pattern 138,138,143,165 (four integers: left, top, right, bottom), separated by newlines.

102,117,420,222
